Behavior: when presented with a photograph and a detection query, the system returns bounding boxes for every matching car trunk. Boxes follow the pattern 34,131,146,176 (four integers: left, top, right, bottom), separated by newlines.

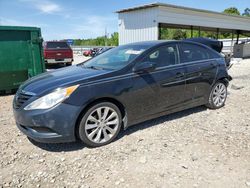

44,48,73,59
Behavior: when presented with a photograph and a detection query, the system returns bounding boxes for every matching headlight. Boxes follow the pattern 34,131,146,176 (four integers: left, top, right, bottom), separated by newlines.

24,85,79,110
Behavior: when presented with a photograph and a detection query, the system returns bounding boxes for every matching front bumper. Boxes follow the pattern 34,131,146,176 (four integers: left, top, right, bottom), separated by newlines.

13,103,81,143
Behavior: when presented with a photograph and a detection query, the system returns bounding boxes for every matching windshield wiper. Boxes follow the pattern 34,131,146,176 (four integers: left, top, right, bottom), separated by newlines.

88,66,104,70
85,65,113,70
80,64,97,69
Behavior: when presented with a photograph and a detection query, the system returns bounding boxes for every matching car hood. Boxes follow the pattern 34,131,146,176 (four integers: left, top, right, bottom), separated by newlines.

20,65,112,95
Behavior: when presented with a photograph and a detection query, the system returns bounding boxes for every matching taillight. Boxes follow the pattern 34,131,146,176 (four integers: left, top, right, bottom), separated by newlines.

44,50,48,58
70,49,73,57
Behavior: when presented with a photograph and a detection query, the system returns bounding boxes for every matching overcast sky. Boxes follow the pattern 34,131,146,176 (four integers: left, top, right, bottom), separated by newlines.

0,0,249,40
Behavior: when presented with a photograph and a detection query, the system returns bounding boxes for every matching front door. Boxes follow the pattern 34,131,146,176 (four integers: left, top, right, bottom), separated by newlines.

129,43,186,121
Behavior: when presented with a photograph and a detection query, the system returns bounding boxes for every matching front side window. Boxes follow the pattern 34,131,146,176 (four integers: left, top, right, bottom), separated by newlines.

143,44,178,67
180,43,212,63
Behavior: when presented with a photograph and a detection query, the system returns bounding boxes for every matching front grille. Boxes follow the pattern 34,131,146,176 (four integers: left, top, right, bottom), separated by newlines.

14,92,33,109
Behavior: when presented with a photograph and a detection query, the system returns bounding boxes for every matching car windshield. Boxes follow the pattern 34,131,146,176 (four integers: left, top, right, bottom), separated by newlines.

82,44,150,70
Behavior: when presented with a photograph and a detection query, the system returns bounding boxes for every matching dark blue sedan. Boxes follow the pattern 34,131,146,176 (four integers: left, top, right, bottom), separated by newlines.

13,41,231,147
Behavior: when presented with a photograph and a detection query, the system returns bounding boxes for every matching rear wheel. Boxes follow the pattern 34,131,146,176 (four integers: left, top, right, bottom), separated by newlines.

78,102,122,147
206,82,227,109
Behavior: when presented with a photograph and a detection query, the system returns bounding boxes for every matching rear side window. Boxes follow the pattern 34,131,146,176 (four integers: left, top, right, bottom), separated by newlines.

143,44,178,67
180,43,213,63
46,42,69,49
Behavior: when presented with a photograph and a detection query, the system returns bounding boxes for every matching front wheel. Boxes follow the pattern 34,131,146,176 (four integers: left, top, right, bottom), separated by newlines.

206,82,227,109
78,102,122,147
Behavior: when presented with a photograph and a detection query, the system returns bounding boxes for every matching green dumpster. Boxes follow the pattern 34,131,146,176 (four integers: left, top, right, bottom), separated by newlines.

0,26,45,93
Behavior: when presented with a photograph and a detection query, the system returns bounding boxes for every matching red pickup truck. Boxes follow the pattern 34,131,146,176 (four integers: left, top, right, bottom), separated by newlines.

43,41,73,66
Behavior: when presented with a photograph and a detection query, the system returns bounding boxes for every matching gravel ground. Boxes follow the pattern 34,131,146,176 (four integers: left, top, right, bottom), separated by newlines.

0,59,250,188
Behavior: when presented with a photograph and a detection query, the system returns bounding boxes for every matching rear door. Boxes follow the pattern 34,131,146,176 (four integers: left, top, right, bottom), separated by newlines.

178,42,218,104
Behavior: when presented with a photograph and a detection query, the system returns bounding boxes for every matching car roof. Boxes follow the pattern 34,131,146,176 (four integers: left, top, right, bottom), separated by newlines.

124,40,221,56
125,40,211,49
127,40,174,46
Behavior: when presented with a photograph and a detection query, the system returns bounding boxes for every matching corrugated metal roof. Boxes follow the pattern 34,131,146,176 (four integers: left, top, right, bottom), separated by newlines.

116,3,159,13
116,2,250,20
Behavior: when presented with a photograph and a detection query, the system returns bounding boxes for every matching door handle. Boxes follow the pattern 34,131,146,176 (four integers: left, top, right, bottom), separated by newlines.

176,72,185,78
210,62,217,68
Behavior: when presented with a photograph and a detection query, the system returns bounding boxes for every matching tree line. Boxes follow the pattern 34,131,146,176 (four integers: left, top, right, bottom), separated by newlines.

73,7,250,46
73,32,118,46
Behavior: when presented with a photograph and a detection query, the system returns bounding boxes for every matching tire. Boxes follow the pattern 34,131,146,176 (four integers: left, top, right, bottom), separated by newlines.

66,63,72,66
78,102,122,147
206,81,227,109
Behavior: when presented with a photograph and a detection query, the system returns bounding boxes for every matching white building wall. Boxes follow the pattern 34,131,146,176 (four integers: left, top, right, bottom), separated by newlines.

118,8,158,45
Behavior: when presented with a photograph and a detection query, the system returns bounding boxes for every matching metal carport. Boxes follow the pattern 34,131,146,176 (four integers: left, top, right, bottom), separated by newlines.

117,3,250,45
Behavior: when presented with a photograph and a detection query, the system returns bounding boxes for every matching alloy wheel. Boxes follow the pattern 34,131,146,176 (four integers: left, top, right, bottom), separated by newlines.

212,83,227,107
84,107,119,144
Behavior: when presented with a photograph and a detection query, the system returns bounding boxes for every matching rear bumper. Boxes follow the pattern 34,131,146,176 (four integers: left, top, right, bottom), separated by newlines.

221,75,232,87
13,103,81,143
45,58,73,64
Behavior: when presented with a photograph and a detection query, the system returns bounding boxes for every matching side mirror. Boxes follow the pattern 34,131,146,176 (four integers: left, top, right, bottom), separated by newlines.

133,61,156,73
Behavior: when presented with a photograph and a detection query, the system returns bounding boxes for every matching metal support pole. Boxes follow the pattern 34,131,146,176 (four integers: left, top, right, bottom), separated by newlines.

236,30,240,44
158,23,161,40
216,28,219,39
230,30,234,55
191,26,193,38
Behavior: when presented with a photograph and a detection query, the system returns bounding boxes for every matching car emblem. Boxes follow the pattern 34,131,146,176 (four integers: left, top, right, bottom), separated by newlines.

57,53,62,56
